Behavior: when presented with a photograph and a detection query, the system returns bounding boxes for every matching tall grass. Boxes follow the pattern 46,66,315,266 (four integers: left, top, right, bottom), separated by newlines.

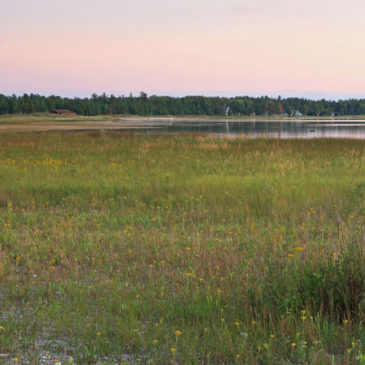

0,132,365,363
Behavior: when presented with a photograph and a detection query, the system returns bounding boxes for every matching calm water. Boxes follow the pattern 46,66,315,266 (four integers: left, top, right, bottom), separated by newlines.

3,118,365,138
126,119,365,139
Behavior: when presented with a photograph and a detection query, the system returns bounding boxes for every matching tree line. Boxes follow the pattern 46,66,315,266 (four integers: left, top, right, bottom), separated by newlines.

1,92,365,116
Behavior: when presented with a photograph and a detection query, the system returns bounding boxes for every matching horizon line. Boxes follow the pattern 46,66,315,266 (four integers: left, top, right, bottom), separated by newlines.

1,91,365,102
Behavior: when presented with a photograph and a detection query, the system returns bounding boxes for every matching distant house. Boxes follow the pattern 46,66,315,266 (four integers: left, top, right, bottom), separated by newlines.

291,110,303,117
51,109,76,115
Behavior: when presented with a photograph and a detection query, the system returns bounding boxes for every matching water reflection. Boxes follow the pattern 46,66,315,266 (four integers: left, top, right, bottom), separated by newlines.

141,120,365,139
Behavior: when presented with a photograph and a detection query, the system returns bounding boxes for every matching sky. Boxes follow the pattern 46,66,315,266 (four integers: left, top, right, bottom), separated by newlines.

1,0,365,99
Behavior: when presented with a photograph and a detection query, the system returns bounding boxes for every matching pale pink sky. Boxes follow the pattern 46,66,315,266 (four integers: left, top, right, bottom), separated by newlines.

1,0,365,99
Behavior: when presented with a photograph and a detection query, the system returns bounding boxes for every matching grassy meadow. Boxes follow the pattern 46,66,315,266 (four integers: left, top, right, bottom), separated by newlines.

1,132,365,364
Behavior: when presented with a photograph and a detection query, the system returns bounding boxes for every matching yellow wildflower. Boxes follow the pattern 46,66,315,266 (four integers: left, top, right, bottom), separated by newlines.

293,247,304,252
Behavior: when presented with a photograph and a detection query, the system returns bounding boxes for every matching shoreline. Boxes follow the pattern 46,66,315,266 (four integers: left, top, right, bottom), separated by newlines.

1,115,365,133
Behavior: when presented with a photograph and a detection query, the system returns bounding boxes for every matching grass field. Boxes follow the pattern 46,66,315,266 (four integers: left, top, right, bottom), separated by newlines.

1,132,365,364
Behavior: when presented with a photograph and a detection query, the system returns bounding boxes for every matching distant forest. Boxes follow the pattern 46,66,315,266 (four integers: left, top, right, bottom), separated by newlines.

1,92,365,116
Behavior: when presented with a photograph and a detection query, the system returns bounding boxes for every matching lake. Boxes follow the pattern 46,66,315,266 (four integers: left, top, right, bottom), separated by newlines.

125,118,365,139
2,118,365,138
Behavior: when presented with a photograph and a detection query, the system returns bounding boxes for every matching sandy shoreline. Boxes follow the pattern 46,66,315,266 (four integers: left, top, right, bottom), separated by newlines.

0,122,158,133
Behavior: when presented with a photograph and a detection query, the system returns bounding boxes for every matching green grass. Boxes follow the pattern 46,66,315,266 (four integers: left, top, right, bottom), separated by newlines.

1,132,365,364
0,113,121,125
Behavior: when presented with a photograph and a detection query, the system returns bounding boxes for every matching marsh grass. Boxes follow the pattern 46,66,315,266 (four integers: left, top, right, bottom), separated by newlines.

0,133,365,363
0,113,119,124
